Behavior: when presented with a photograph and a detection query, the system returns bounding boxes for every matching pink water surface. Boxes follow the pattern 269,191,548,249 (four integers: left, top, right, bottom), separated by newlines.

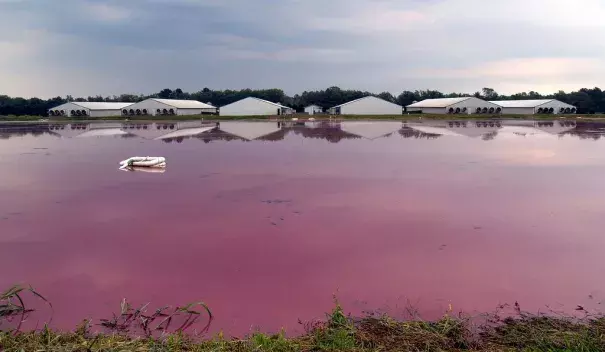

2,126,605,335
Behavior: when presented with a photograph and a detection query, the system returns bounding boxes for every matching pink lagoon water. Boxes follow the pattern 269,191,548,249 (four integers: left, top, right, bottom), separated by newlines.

1,121,605,335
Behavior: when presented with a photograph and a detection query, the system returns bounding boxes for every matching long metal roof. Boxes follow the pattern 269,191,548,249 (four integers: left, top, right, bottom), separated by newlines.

69,102,133,110
220,97,291,109
152,99,215,109
405,97,471,108
489,99,573,108
248,97,291,109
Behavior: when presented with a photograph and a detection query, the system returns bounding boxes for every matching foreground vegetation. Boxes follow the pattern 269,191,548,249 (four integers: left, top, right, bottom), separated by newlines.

2,286,605,351
3,304,605,351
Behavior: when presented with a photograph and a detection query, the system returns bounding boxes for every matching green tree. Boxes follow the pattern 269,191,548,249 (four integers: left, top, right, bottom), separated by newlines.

377,92,395,102
158,89,172,99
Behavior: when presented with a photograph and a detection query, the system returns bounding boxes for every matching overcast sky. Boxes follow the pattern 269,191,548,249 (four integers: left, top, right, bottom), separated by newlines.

1,0,604,98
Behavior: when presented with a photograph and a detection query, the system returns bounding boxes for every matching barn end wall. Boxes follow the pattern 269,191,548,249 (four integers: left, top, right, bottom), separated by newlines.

339,97,402,115
219,98,280,116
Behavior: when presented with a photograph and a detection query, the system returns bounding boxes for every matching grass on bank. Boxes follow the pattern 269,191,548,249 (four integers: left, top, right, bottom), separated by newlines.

3,284,605,352
3,304,605,351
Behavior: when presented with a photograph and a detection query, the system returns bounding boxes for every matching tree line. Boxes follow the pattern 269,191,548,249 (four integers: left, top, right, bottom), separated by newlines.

1,86,605,116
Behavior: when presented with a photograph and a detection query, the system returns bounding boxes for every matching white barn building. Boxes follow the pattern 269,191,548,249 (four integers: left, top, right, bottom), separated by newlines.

219,97,294,116
48,102,133,118
328,96,402,115
490,99,576,115
406,97,501,114
121,98,216,117
304,105,323,115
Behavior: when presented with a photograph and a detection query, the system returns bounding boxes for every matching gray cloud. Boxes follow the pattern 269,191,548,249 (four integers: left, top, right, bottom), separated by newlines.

1,0,604,98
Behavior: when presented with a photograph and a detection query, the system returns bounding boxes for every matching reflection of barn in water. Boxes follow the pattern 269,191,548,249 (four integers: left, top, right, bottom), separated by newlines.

256,128,288,141
339,121,403,140
0,130,51,139
216,122,284,141
290,123,361,143
403,120,502,139
121,121,215,140
499,120,577,136
49,123,130,138
194,129,247,143
563,121,605,140
398,127,442,139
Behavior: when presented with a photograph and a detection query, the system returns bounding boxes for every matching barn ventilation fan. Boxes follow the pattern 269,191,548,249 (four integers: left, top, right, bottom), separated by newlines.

61,110,65,115
482,107,488,113
81,110,87,116
75,110,82,116
162,109,168,115
462,107,467,113
455,107,461,113
122,109,128,116
564,107,571,113
476,107,482,114
559,108,565,113
136,109,141,115
48,111,55,116
548,107,554,113
129,109,135,115
70,110,76,116
537,108,543,113
142,109,148,115
571,108,577,113
488,107,495,113
169,109,175,115
496,107,502,113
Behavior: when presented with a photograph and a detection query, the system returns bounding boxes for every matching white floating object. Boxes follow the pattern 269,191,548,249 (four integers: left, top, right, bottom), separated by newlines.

119,156,166,169
119,166,166,173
